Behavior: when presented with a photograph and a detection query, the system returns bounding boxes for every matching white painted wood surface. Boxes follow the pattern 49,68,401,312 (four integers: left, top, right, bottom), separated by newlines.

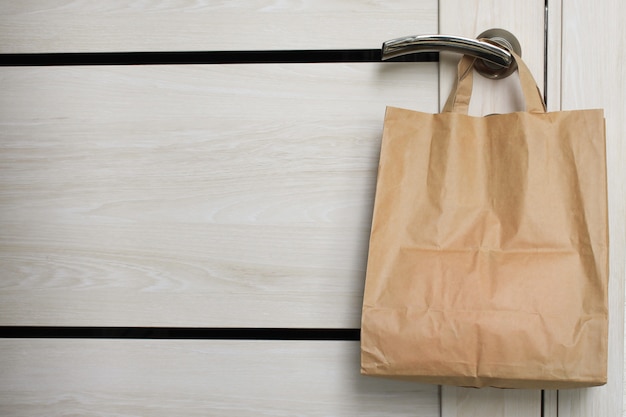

0,63,437,328
0,0,437,52
0,2,442,416
0,340,439,416
555,0,626,415
439,0,546,415
442,388,540,417
439,0,545,116
2,1,623,416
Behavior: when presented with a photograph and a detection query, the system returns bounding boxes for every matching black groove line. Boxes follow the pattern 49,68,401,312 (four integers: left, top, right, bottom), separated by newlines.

543,0,550,109
0,49,438,67
0,326,361,341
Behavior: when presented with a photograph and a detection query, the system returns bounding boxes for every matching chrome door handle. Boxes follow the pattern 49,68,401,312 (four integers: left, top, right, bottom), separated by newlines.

382,28,521,79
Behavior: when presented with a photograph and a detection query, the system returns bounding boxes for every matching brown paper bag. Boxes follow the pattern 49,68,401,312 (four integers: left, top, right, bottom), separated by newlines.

360,53,608,389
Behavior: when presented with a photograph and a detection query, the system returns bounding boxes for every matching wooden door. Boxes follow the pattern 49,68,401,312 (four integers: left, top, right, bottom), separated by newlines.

0,1,623,416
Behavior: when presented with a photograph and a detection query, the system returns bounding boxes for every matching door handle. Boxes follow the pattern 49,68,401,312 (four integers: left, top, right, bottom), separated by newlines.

382,28,521,79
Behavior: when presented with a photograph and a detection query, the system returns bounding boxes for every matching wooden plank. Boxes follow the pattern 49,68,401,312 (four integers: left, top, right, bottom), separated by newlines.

442,388,540,417
0,0,437,53
439,0,545,415
0,63,438,327
439,0,545,115
0,339,439,416
557,0,625,415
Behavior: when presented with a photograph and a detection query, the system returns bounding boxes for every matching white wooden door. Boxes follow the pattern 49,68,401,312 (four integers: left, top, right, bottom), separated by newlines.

0,1,623,416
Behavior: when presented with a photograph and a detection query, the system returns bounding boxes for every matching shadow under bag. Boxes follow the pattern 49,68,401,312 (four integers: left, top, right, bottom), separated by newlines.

360,53,608,389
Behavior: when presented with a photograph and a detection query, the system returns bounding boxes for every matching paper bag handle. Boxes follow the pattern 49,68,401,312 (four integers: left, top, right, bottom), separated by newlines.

443,52,546,114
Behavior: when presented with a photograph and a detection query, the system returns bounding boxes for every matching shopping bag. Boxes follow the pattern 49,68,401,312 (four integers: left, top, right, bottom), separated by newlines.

360,53,608,389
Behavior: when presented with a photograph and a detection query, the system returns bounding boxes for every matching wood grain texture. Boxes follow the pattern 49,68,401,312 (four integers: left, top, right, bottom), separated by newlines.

439,0,546,116
438,0,545,415
441,387,540,417
557,0,626,415
0,339,439,416
0,0,437,53
0,63,438,327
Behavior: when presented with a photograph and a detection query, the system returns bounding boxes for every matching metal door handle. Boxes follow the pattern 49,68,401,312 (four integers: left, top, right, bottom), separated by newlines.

382,28,521,79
